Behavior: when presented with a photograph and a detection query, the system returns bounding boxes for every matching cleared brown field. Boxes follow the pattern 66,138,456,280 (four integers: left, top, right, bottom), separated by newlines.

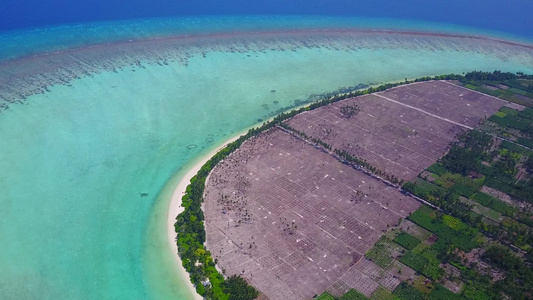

203,81,506,299
204,128,419,299
286,81,505,181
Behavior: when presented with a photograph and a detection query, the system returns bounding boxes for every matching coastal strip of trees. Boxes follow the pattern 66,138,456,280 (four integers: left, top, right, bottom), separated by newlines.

174,71,530,300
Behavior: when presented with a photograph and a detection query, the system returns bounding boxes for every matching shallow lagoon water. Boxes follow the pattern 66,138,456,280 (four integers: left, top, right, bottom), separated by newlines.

0,18,533,299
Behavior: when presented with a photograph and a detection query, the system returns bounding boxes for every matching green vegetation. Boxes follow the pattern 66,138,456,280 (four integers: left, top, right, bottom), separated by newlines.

366,249,393,269
419,248,444,281
427,163,448,176
314,290,371,300
462,286,492,300
488,106,533,135
222,276,260,300
399,252,428,273
339,289,370,300
408,206,480,252
393,282,425,300
405,126,533,251
461,71,533,106
175,127,274,299
482,246,533,299
440,130,492,176
459,197,501,223
427,284,461,300
394,232,421,250
470,192,515,216
365,247,393,268
371,286,399,300
399,116,533,299
414,276,436,294
365,236,403,268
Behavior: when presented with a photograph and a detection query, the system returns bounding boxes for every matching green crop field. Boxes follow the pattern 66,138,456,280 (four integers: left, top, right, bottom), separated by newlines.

371,286,399,300
399,252,428,273
393,282,425,300
427,284,461,300
408,206,480,252
470,192,515,216
394,232,421,250
339,289,370,300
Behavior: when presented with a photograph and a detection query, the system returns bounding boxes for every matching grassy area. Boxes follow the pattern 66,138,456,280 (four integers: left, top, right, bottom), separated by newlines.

427,284,461,300
500,140,532,155
393,282,425,300
408,179,446,201
489,113,532,131
399,252,428,273
404,223,432,242
459,197,501,222
339,289,370,300
462,76,533,107
412,243,430,254
408,206,480,252
365,236,404,268
470,192,515,216
462,285,492,300
427,163,448,176
366,247,393,269
371,286,399,300
394,232,421,250
493,111,506,118
412,276,434,294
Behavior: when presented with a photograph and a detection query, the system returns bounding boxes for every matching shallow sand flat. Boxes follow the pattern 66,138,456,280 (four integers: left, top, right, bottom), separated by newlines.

2,29,533,107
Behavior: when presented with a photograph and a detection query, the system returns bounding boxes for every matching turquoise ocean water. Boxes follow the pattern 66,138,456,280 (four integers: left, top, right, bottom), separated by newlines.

0,16,532,299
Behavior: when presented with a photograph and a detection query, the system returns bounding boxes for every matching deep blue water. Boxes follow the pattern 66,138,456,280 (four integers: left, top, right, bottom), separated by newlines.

1,0,532,39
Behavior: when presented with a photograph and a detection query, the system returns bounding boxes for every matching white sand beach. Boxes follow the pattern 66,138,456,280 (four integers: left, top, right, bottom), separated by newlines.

166,134,243,300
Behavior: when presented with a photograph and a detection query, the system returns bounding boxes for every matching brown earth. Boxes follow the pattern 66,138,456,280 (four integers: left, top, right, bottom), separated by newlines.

203,81,506,299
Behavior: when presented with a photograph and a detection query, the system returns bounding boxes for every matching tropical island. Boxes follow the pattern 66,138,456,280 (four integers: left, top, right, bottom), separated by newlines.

174,71,533,300
1,15,533,299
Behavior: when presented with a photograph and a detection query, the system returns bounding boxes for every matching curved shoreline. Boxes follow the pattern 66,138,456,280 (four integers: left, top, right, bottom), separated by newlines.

165,71,533,299
167,76,438,299
167,134,243,299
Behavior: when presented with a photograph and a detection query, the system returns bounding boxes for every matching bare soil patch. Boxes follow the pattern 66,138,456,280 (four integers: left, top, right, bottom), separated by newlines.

203,81,506,299
287,81,504,181
204,128,419,299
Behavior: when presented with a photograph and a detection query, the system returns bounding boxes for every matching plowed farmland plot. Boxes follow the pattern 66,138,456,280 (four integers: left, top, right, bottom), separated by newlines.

204,128,419,300
203,81,506,300
286,81,505,181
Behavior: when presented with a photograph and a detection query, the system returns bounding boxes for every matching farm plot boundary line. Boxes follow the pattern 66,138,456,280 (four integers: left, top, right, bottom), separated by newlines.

440,79,508,103
373,93,474,130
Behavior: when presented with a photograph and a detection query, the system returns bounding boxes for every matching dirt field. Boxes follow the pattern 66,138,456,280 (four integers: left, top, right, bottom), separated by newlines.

203,81,506,299
204,128,419,299
286,81,505,181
